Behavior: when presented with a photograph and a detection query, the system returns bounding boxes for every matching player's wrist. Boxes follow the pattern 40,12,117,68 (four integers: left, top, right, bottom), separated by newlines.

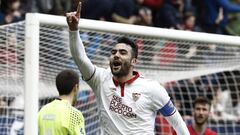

69,27,78,31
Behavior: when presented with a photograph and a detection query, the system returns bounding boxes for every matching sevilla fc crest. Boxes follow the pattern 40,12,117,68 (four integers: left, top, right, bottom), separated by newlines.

132,93,141,101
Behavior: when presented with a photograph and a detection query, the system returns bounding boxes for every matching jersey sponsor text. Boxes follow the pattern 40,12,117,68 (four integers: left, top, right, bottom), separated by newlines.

109,95,137,118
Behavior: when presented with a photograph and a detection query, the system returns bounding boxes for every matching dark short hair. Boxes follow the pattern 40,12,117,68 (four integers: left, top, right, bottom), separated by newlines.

183,11,194,21
117,37,138,59
193,97,211,108
56,69,79,95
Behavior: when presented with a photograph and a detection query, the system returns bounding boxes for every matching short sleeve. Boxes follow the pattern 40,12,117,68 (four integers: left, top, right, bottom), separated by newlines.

69,109,86,135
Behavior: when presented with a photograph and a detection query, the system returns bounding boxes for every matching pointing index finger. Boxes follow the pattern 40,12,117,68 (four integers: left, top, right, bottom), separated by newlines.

76,1,82,18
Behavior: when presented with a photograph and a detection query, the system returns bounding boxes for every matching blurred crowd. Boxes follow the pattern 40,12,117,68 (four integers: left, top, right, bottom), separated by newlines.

1,0,240,35
155,70,240,134
166,70,240,122
1,0,240,134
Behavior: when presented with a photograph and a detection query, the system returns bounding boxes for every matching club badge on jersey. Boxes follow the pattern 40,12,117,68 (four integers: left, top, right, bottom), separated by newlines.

132,93,141,101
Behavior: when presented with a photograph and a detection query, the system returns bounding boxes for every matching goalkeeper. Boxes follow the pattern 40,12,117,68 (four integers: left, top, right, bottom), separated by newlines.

38,69,86,135
66,1,189,134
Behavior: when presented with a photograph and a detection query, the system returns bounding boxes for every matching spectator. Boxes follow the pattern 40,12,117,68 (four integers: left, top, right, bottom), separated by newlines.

51,0,72,15
211,88,238,121
184,0,194,12
111,0,141,24
153,0,185,29
81,0,113,21
211,72,240,122
136,0,164,29
0,33,18,77
136,0,165,9
201,0,240,34
156,40,177,66
0,0,24,25
225,0,240,35
182,11,201,32
211,71,240,122
35,0,72,15
138,6,153,26
34,0,53,14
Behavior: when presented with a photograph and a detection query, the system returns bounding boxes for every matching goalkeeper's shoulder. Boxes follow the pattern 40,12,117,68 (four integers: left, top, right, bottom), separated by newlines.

70,106,84,119
67,106,85,134
71,107,85,124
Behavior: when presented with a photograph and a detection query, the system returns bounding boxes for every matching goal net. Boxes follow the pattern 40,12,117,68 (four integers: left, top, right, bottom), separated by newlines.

0,13,240,135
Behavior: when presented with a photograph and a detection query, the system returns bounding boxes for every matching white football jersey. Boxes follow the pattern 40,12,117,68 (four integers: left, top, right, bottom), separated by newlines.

87,67,176,135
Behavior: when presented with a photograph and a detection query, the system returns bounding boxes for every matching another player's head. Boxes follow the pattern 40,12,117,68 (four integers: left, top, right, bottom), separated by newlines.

193,97,211,125
56,69,79,105
110,37,138,77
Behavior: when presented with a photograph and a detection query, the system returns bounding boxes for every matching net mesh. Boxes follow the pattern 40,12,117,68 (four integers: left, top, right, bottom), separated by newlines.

0,22,25,135
0,20,240,135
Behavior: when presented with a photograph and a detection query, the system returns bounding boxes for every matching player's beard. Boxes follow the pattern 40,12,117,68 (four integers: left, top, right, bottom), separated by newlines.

194,115,208,125
110,60,131,78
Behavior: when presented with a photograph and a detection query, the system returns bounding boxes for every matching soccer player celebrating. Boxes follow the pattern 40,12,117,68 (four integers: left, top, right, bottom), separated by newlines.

173,97,217,135
38,70,86,135
66,2,189,134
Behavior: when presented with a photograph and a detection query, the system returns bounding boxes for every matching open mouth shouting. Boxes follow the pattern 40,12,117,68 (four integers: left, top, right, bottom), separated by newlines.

112,61,122,70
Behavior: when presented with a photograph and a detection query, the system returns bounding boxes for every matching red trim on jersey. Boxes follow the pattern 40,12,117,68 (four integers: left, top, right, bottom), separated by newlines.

188,125,217,135
120,83,125,97
126,71,140,84
112,71,140,97
112,71,140,86
172,125,217,135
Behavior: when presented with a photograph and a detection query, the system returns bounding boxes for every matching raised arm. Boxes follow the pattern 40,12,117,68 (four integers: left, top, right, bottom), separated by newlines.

66,2,95,80
218,0,240,12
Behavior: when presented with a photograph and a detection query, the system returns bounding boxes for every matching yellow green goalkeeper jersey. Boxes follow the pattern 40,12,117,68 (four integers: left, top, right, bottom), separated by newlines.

38,99,85,135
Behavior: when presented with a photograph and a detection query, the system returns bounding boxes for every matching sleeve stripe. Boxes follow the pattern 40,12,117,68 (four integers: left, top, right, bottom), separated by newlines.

159,100,176,117
84,66,96,81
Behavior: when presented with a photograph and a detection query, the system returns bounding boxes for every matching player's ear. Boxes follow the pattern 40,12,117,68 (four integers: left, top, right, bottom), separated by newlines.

73,83,79,92
131,58,137,66
76,83,80,91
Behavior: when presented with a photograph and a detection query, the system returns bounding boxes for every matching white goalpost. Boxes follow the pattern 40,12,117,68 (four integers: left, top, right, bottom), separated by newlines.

24,13,40,135
0,13,240,135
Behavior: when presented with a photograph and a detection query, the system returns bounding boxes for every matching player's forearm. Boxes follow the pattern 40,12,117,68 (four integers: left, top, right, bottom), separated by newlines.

165,111,190,135
112,13,130,24
69,30,95,80
219,0,240,12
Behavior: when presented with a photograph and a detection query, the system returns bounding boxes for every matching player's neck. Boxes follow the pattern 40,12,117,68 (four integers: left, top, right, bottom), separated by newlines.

114,72,135,83
59,95,73,105
193,122,207,134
